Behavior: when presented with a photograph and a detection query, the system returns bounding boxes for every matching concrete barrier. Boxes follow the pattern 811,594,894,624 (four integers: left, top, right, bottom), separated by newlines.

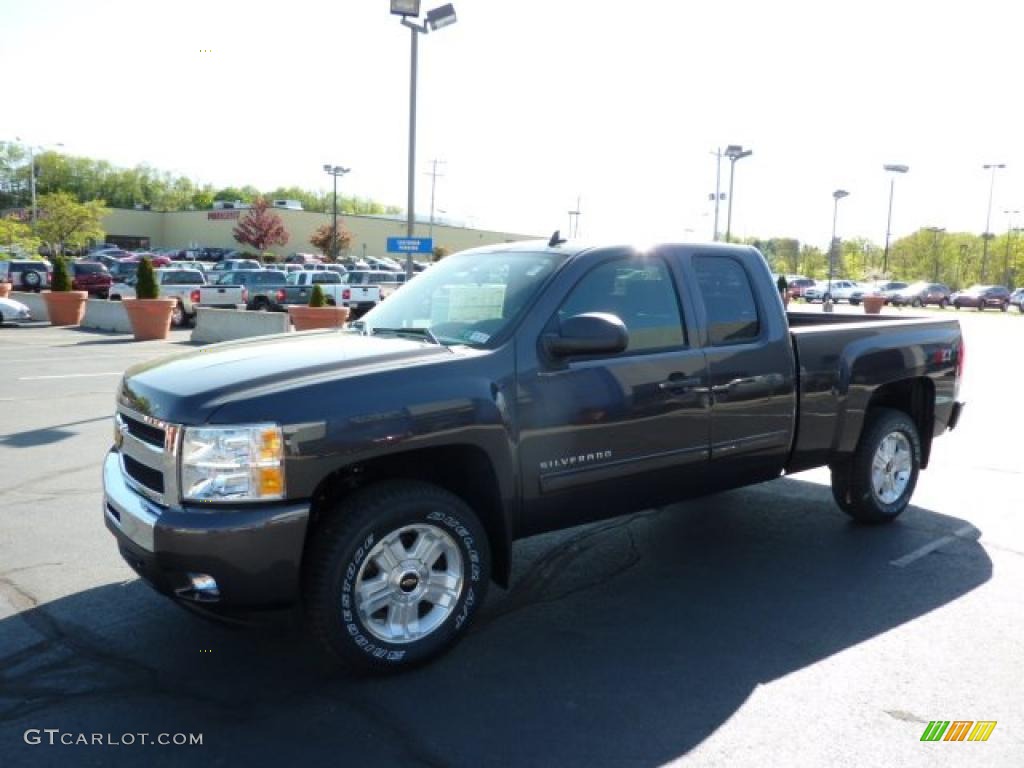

191,307,290,344
82,299,133,334
10,291,48,321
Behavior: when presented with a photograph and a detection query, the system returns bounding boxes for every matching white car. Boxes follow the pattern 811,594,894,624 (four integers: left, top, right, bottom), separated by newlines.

0,296,32,325
803,279,859,303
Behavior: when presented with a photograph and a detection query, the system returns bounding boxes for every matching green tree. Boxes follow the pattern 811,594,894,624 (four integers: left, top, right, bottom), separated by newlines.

34,192,107,257
0,215,41,257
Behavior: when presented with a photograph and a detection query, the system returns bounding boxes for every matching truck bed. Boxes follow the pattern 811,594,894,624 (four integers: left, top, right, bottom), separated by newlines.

785,311,963,474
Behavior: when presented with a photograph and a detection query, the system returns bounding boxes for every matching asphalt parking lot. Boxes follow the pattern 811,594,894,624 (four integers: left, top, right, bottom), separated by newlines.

1,310,1022,767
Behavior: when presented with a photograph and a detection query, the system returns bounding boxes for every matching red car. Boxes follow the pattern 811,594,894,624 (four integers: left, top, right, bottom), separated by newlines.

71,261,113,297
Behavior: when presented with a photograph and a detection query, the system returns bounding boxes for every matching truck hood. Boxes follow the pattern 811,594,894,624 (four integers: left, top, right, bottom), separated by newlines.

119,330,452,424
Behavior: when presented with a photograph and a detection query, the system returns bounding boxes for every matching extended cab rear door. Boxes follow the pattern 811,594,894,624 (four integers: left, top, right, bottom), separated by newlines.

674,249,796,487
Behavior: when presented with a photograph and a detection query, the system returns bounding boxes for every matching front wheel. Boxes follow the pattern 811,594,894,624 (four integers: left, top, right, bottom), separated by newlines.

977,303,984,311
1000,302,1008,312
304,481,490,671
830,407,921,524
938,298,948,309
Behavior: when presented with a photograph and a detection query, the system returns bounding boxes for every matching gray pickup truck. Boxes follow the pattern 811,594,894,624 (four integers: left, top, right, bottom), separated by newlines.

104,239,964,671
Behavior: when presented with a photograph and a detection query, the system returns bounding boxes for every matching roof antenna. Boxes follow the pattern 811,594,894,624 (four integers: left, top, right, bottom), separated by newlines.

548,229,567,247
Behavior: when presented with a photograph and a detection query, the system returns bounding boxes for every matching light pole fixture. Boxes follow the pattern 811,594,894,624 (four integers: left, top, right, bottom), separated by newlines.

709,148,726,241
323,164,350,261
392,0,457,277
924,226,945,281
723,144,752,243
15,136,64,225
881,163,909,275
1003,209,1020,286
981,163,1006,281
825,189,849,312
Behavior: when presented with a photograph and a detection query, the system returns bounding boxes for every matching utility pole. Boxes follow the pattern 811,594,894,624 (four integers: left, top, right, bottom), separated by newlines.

426,158,446,242
981,163,1006,282
568,195,581,238
711,148,724,241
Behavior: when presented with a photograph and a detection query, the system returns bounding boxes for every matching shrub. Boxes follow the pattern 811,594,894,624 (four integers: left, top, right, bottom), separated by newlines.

136,257,159,299
51,257,72,292
777,274,788,295
309,283,327,308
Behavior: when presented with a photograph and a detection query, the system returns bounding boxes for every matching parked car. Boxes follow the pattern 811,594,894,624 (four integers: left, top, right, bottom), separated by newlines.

0,296,32,325
210,259,263,273
69,261,113,297
109,268,208,327
0,259,52,291
890,282,952,308
285,252,323,265
803,279,858,303
102,239,965,671
1009,287,1024,312
951,284,1011,311
847,280,903,305
787,277,816,299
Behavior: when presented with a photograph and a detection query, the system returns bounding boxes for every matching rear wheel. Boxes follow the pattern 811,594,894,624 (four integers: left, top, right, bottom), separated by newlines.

1000,302,1008,312
912,297,922,307
938,298,948,309
977,303,984,311
830,407,921,524
170,301,186,327
304,481,490,671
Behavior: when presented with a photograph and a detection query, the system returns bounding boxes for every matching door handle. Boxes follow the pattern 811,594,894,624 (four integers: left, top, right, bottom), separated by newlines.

659,375,706,393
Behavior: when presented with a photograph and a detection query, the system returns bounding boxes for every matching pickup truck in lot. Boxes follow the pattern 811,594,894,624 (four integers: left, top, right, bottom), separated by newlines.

103,240,964,671
197,269,288,309
109,268,207,327
281,271,381,316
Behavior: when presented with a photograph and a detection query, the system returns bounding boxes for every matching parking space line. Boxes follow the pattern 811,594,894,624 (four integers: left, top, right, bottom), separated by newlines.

18,372,122,380
890,525,978,567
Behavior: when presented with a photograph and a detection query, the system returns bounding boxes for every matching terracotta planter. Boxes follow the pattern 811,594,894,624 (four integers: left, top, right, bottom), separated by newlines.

0,282,11,299
863,295,885,315
288,305,351,331
123,298,177,340
43,290,89,326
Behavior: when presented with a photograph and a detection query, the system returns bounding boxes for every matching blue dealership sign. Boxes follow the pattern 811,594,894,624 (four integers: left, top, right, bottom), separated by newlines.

386,237,433,254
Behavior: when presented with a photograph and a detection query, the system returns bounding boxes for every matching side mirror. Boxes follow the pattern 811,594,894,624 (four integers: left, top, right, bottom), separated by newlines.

543,312,629,358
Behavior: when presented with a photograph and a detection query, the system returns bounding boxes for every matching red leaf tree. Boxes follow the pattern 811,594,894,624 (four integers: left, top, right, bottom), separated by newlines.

232,197,289,252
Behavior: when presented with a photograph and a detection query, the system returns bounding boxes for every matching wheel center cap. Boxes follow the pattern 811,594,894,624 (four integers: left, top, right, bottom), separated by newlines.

398,572,420,593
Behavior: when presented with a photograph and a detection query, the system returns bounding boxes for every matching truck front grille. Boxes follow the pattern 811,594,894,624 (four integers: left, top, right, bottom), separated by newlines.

123,455,165,493
115,408,179,506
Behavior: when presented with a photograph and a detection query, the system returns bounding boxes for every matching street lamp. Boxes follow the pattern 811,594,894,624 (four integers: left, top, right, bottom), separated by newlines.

825,189,849,313
392,0,457,277
723,144,752,243
14,136,64,224
881,164,909,275
924,226,945,281
323,164,350,261
981,163,1006,281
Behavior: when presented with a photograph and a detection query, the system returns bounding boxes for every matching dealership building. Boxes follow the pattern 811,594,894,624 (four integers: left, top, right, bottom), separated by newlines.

99,207,537,259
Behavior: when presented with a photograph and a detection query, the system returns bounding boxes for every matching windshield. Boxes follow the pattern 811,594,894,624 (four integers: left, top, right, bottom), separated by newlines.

360,250,562,346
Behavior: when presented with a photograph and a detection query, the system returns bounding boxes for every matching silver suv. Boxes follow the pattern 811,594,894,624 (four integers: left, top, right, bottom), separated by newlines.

0,260,52,291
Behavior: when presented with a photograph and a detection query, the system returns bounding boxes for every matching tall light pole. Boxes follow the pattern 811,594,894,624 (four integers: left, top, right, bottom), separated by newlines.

709,148,725,241
924,226,945,281
323,165,350,261
392,1,457,277
881,164,909,275
981,163,1006,282
724,144,752,243
568,195,581,238
14,136,63,224
825,189,849,312
1003,210,1020,286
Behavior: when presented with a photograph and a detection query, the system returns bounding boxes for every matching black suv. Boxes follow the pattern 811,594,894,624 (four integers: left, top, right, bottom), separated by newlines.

0,259,52,291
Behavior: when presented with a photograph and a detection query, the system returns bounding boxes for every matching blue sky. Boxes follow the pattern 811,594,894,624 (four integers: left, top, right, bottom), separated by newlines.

3,0,1022,246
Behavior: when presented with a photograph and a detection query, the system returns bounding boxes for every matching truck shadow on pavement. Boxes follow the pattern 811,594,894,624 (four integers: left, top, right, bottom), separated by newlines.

0,477,990,767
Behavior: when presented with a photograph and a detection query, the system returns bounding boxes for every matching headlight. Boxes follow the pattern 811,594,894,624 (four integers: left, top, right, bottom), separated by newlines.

181,424,285,502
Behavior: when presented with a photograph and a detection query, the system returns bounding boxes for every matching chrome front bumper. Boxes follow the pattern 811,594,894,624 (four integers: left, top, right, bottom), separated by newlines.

103,449,160,552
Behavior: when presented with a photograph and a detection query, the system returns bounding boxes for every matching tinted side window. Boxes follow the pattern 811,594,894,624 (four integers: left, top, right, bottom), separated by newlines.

693,256,761,345
557,258,685,353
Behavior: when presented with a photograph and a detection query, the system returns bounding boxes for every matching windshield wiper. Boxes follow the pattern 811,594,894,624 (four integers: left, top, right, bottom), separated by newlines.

371,326,441,345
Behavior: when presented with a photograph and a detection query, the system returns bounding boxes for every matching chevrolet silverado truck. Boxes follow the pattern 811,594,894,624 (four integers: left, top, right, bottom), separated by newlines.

104,239,965,671
197,269,288,309
109,268,207,327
